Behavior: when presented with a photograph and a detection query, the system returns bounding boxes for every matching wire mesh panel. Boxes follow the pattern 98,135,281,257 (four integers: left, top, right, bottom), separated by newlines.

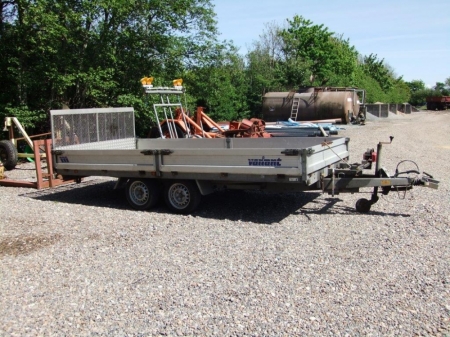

50,108,136,150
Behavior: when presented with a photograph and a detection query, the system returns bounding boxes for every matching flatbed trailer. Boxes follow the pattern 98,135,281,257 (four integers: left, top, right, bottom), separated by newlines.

49,107,438,214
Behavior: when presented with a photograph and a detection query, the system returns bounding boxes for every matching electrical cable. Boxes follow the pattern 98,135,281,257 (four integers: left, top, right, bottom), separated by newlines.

394,160,420,177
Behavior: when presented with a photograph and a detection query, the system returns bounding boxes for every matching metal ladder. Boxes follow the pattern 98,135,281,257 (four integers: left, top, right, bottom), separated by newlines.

290,96,300,121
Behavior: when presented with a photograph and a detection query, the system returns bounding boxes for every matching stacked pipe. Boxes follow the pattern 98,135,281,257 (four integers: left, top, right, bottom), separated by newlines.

266,121,339,137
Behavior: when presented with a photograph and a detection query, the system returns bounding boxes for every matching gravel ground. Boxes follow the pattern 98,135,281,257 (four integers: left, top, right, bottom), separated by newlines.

1,110,449,336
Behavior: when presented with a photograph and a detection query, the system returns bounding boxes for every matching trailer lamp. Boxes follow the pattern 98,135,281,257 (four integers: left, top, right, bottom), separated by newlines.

140,76,154,87
173,78,183,88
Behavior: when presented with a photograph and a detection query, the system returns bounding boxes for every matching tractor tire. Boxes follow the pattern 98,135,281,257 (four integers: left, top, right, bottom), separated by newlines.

0,140,18,170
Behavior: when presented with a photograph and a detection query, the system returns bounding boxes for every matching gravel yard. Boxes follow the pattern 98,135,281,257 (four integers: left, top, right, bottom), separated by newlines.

1,111,449,336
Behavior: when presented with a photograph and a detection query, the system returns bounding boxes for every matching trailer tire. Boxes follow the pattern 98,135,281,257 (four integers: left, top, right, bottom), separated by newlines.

164,180,201,214
126,179,161,210
355,198,371,213
0,140,18,170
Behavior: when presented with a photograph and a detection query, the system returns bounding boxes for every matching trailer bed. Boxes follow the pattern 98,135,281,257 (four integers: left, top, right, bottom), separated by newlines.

54,135,348,185
49,107,438,214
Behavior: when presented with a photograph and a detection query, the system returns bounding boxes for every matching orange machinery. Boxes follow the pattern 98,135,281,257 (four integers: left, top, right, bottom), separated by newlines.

141,77,271,139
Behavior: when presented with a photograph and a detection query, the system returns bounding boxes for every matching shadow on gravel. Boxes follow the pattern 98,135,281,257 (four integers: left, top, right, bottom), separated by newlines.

300,197,412,218
20,180,130,210
20,180,321,224
194,190,322,224
20,181,411,223
198,194,412,221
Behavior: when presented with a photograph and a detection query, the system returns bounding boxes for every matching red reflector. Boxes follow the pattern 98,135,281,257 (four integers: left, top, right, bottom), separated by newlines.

371,152,377,162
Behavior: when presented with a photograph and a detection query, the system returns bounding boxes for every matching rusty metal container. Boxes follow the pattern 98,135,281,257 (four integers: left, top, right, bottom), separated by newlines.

426,96,450,110
262,87,362,124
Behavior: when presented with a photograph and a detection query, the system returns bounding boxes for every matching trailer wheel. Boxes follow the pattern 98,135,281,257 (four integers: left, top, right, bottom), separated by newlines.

126,179,161,210
164,180,201,214
355,198,371,213
0,140,18,170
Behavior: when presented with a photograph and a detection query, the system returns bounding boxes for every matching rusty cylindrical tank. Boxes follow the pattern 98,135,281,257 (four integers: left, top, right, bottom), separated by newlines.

262,88,361,124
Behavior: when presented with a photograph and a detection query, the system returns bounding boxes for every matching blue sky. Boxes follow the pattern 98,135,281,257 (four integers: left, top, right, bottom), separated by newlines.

213,0,450,87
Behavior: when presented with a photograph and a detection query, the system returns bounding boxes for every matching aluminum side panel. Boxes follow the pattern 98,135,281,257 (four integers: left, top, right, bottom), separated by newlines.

306,143,349,174
137,136,345,150
56,163,155,172
55,150,155,171
54,137,348,179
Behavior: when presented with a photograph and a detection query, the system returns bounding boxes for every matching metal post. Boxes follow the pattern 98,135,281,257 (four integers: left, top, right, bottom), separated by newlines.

96,113,99,142
375,142,382,175
372,137,393,204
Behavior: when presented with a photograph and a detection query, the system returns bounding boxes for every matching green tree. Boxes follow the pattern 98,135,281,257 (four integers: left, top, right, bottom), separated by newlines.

183,42,249,122
245,21,286,116
385,79,411,104
406,80,429,106
324,34,358,87
406,79,426,93
245,18,359,116
433,81,450,95
404,78,450,106
410,88,437,106
354,66,386,103
0,0,218,136
358,53,393,92
279,16,358,87
353,54,410,103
